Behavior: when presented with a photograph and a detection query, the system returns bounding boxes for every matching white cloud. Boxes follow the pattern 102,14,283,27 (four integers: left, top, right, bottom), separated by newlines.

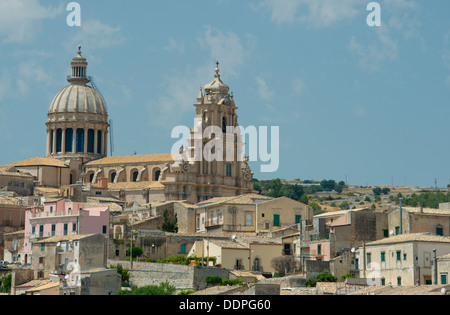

349,27,398,71
164,38,186,54
255,77,274,101
0,0,63,43
148,26,255,128
292,77,304,95
15,60,55,96
65,19,126,51
257,0,360,28
198,26,255,77
0,71,12,101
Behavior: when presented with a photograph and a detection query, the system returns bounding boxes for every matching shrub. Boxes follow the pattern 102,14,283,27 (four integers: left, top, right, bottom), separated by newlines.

306,270,337,287
117,282,176,295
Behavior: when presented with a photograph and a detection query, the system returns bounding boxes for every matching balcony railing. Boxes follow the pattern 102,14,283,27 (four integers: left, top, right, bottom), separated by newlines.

31,209,80,219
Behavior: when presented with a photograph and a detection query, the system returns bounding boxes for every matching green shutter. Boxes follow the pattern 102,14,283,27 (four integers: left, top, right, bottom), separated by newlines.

274,214,280,227
381,252,385,262
441,274,447,285
295,215,302,224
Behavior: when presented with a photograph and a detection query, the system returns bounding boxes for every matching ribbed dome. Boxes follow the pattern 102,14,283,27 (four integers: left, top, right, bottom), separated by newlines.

204,65,230,96
49,84,107,116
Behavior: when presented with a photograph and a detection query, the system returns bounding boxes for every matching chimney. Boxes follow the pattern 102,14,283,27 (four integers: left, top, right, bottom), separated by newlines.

97,178,108,189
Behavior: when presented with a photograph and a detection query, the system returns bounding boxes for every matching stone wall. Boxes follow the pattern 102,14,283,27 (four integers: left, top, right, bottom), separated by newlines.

305,260,330,279
108,260,230,290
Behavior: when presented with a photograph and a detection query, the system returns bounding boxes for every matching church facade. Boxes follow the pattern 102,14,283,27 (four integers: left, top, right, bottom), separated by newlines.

3,48,254,205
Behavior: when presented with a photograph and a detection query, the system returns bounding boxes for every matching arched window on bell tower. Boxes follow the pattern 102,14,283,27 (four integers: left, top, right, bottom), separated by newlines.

222,117,227,133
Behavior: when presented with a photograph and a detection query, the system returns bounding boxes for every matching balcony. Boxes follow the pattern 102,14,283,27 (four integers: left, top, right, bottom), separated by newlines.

30,209,80,219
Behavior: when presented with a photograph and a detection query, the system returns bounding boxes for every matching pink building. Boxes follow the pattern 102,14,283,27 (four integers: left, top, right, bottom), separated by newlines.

24,199,109,264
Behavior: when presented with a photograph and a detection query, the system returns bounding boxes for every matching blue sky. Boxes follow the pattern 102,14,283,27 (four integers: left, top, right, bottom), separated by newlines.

0,0,449,188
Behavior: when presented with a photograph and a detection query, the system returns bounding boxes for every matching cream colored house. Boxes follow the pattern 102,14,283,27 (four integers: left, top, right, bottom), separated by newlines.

189,236,282,273
356,233,450,286
437,253,450,285
194,194,311,234
385,206,450,237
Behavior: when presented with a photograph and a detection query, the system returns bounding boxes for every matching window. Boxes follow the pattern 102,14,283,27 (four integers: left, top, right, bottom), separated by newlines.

64,223,68,236
366,253,371,268
317,244,322,256
132,171,139,182
87,129,95,153
56,129,63,153
41,244,45,252
381,252,385,262
180,245,186,254
226,163,232,177
381,278,386,286
65,128,73,152
397,277,402,286
72,223,77,233
246,214,252,226
51,224,56,236
39,225,44,238
273,214,280,227
295,215,302,224
155,170,161,181
32,225,35,235
395,226,400,235
403,253,407,261
110,172,117,183
76,128,84,153
436,226,444,236
396,251,401,261
441,274,448,285
97,130,102,154
50,206,53,213
222,117,227,133
102,225,107,234
383,229,389,238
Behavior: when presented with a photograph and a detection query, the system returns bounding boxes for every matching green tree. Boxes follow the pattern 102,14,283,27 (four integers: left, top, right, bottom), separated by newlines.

372,187,382,195
161,209,178,233
111,264,130,283
126,247,143,259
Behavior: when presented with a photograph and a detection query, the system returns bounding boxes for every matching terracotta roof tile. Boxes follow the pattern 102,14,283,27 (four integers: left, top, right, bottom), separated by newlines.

85,154,175,166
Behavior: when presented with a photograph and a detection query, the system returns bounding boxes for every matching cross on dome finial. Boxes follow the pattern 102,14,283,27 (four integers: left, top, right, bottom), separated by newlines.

78,45,82,56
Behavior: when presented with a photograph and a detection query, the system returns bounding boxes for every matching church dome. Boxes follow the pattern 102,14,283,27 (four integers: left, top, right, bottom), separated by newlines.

48,45,107,117
204,62,230,96
49,84,107,115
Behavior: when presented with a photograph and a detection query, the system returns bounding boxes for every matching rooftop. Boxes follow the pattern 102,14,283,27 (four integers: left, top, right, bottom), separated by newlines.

85,153,175,166
2,157,69,168
364,233,450,246
34,233,98,244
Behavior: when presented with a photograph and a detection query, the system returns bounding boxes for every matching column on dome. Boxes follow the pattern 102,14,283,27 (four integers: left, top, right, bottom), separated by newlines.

83,128,88,153
46,129,52,156
94,128,99,155
61,128,66,154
